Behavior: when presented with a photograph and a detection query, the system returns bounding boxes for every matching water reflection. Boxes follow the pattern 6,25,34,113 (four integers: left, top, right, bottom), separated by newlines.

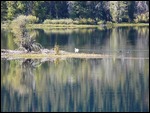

35,27,149,55
1,26,149,112
1,27,149,56
1,58,149,112
21,59,42,92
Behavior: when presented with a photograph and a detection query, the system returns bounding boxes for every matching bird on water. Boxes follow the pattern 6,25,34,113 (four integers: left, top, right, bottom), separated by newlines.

75,48,79,53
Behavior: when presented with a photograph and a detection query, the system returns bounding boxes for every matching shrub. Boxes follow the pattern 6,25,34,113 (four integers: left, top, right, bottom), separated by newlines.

11,15,39,27
11,15,27,29
78,18,87,24
106,21,113,24
43,19,51,24
134,12,149,23
66,19,73,24
43,19,73,24
87,18,95,25
97,20,106,25
26,15,39,24
121,16,129,22
72,20,79,24
54,45,60,55
43,18,96,25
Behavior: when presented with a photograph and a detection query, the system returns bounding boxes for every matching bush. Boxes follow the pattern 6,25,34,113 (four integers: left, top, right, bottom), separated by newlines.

43,19,51,24
43,18,96,25
43,19,73,24
121,16,129,22
54,45,60,55
134,12,149,23
72,20,79,24
65,19,73,24
87,18,95,25
78,18,87,24
106,21,113,24
97,20,106,25
11,15,39,43
11,15,27,28
26,15,39,24
51,20,59,24
11,15,39,27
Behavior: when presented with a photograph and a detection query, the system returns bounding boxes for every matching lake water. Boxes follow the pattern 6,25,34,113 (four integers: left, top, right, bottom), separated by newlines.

1,27,149,112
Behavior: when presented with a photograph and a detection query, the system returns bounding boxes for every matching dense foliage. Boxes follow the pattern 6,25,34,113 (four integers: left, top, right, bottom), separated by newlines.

1,1,149,23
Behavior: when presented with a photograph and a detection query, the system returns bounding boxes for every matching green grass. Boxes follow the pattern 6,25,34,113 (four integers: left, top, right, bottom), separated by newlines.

26,24,98,29
2,23,149,30
112,23,149,27
26,23,149,29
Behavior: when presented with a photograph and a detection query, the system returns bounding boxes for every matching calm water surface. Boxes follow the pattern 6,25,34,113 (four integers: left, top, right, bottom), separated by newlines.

1,27,149,112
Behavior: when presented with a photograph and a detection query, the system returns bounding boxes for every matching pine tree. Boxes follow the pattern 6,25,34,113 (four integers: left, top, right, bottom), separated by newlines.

109,1,119,22
1,1,7,21
6,1,17,20
128,1,136,22
117,1,129,22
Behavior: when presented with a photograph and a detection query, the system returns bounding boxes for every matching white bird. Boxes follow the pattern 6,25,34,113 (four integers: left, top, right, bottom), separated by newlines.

75,48,79,53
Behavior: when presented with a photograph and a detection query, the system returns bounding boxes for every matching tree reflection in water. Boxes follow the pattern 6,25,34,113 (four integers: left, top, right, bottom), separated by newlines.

1,26,149,112
1,58,149,112
21,59,39,92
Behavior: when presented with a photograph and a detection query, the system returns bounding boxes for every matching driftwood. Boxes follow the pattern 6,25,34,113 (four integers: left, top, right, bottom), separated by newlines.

1,49,56,54
1,49,25,54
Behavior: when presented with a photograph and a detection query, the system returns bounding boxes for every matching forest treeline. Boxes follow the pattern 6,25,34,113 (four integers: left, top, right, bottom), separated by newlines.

1,1,149,23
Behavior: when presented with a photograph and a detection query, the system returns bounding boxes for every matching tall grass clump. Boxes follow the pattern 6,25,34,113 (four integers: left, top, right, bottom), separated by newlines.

77,18,96,25
43,18,96,25
26,15,39,24
54,45,60,55
97,20,106,25
43,19,73,24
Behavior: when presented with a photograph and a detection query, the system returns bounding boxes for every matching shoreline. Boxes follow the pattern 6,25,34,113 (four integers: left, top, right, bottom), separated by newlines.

27,23,149,29
1,23,149,29
1,49,149,60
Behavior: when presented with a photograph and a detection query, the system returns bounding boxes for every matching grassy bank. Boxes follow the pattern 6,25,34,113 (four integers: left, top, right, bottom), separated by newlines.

112,23,149,27
26,23,149,29
1,23,149,30
26,24,98,29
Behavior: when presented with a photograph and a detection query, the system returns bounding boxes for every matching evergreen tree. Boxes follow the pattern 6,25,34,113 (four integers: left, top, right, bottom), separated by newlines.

117,1,129,22
32,1,47,22
99,1,111,21
128,1,136,22
135,1,149,15
1,1,7,21
109,1,119,22
109,1,129,22
16,1,26,15
6,1,17,20
1,1,149,23
67,1,77,18
67,1,87,18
